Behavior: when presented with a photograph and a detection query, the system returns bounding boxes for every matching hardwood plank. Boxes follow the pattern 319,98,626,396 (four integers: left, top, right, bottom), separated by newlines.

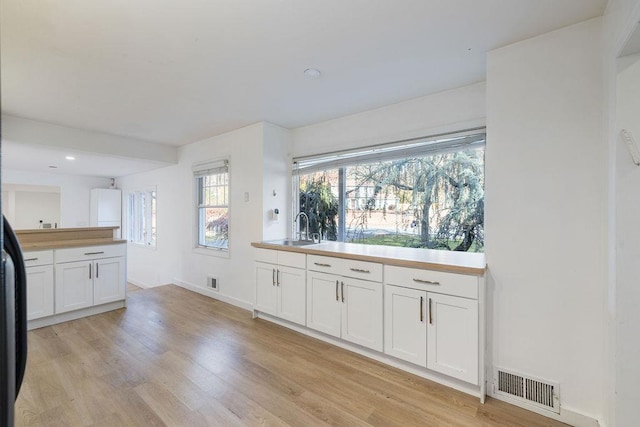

16,284,568,427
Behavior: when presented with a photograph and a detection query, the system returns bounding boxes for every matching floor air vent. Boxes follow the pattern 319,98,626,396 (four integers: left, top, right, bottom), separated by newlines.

494,368,559,413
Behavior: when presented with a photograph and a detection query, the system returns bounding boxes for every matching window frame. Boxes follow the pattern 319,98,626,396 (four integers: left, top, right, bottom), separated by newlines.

126,187,157,248
193,158,230,254
292,128,486,251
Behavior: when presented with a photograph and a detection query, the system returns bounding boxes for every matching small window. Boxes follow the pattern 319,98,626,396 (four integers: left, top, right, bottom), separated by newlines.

194,159,229,250
127,188,157,247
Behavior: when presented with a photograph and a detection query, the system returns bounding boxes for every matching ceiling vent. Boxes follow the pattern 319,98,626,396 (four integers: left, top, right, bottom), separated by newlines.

493,368,559,414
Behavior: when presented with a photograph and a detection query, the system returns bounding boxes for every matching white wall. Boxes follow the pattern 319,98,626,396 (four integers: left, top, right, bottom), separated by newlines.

485,18,605,423
603,1,640,426
117,122,292,308
2,168,111,228
292,82,486,157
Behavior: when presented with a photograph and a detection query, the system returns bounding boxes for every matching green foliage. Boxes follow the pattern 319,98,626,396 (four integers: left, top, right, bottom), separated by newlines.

299,178,339,240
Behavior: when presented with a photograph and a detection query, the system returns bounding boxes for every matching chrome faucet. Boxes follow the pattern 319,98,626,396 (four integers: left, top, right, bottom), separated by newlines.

294,212,310,241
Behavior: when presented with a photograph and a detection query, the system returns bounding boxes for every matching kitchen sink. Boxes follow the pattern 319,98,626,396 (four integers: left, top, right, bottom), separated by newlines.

269,239,317,247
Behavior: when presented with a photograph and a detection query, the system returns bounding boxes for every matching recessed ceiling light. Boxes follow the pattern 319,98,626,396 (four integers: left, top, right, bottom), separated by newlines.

66,155,75,160
48,165,58,169
304,68,321,79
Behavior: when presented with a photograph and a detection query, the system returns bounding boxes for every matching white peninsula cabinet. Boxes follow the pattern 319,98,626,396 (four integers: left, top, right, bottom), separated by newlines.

307,255,383,352
254,248,306,325
24,250,54,320
384,265,480,385
55,244,126,314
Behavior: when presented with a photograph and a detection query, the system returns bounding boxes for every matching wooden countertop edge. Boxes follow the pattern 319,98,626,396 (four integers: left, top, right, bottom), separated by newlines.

21,239,127,251
16,226,120,234
251,242,487,276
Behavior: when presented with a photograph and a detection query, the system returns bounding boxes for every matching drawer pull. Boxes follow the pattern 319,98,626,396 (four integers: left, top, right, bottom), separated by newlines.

413,278,440,285
349,268,370,273
314,262,331,267
24,258,38,262
84,251,105,256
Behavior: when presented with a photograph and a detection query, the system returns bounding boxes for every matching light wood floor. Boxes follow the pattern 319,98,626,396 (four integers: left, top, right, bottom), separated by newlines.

15,284,566,426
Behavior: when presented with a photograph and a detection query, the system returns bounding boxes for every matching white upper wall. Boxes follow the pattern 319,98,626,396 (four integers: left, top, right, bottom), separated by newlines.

486,18,605,421
2,168,111,228
291,82,485,156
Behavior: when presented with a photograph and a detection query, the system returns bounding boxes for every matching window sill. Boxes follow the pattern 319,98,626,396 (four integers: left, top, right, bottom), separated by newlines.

193,246,230,259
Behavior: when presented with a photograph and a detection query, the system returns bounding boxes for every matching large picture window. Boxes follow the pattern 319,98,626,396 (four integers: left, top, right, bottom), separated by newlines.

127,188,157,247
195,160,229,250
294,130,485,252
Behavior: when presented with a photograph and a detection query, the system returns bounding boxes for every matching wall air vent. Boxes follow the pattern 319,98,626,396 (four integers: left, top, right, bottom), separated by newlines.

494,368,559,414
207,275,219,291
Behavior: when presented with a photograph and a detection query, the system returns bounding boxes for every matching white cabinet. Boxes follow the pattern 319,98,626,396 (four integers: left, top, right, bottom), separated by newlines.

24,250,54,321
427,293,478,384
55,261,93,314
93,257,126,305
254,249,306,326
55,244,126,314
384,285,427,367
383,264,480,385
306,270,383,352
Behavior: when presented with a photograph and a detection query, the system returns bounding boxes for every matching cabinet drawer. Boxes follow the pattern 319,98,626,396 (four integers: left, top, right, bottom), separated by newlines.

384,265,478,299
340,259,382,282
307,255,342,275
277,251,306,269
23,250,54,267
254,248,278,264
55,244,126,264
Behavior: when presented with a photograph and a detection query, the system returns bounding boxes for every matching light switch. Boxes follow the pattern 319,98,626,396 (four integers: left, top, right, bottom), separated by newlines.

244,192,250,202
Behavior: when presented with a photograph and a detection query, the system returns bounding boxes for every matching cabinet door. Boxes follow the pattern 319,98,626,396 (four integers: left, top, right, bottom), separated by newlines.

55,261,93,314
341,278,383,352
255,262,277,316
384,285,427,367
427,293,478,384
94,257,126,305
306,271,341,338
276,266,306,326
26,265,54,320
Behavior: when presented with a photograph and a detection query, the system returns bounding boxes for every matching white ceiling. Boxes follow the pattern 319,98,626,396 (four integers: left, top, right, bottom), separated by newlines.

1,0,607,150
2,140,172,178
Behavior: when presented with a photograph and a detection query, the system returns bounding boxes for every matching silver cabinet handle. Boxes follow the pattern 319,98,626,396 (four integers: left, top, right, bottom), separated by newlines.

89,263,92,279
276,269,280,286
349,268,370,273
314,262,331,267
24,258,38,262
429,298,433,324
341,281,345,303
84,251,105,256
272,268,276,286
420,296,424,322
413,278,440,285
96,262,99,278
335,280,339,301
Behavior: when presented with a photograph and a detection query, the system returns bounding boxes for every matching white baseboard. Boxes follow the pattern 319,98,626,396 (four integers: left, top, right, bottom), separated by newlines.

487,385,600,427
28,300,126,330
127,278,154,289
173,279,254,312
255,311,482,400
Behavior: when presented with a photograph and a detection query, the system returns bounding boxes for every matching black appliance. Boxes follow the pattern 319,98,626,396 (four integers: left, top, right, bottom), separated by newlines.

1,215,27,425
